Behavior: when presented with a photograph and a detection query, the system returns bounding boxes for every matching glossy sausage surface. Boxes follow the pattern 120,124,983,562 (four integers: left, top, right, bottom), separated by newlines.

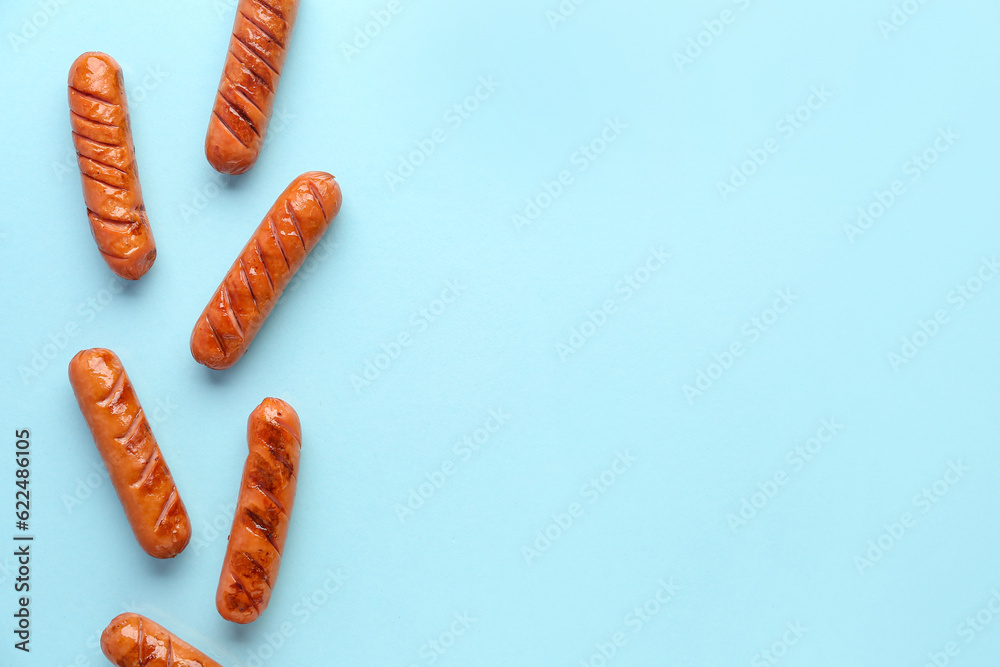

205,0,300,174
101,613,222,667
217,398,301,623
69,52,156,280
190,171,342,370
69,349,190,559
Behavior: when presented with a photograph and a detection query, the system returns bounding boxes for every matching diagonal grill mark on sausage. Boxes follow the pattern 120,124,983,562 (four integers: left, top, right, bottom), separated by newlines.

252,238,275,294
77,152,129,177
86,208,133,228
232,31,280,75
97,367,127,407
238,258,261,315
227,46,274,94
242,507,282,552
228,570,262,614
212,109,252,149
153,488,178,532
204,314,229,356
267,216,291,270
73,131,123,150
98,246,134,261
82,171,127,192
136,616,146,666
219,282,246,340
306,180,328,220
116,407,147,447
240,10,285,49
284,200,307,251
71,109,117,128
240,549,274,589
252,0,287,22
218,87,260,137
69,85,121,107
224,71,265,114
134,446,160,489
251,475,289,515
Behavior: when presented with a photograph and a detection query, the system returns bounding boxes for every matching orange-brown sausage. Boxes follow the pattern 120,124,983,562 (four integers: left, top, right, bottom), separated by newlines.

206,0,300,174
69,52,156,280
68,349,190,559
189,171,342,370
101,613,222,667
217,398,301,623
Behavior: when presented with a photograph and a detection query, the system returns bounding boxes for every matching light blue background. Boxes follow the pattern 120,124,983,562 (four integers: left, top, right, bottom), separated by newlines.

2,0,999,665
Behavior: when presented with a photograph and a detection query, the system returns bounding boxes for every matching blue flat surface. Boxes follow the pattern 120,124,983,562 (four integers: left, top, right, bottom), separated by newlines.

2,0,1000,665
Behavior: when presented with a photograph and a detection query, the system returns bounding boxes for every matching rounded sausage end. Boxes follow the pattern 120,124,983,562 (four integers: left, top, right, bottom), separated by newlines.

143,509,193,559
190,320,236,370
302,171,343,223
205,124,257,175
216,584,261,624
100,612,139,662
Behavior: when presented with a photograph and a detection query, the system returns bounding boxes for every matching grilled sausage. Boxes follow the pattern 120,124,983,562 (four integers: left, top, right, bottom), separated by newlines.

217,398,301,623
69,52,156,280
205,0,300,174
68,349,190,559
101,613,222,667
189,171,342,370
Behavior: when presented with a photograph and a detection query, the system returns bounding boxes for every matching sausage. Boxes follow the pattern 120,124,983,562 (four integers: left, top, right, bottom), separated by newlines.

189,171,342,370
217,398,301,623
69,52,156,280
205,0,300,174
68,349,191,559
101,613,222,667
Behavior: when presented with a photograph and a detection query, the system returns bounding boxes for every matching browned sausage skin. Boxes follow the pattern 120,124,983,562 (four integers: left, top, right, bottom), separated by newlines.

69,52,156,280
68,349,191,559
217,398,301,623
101,613,222,667
189,171,342,370
206,0,300,174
